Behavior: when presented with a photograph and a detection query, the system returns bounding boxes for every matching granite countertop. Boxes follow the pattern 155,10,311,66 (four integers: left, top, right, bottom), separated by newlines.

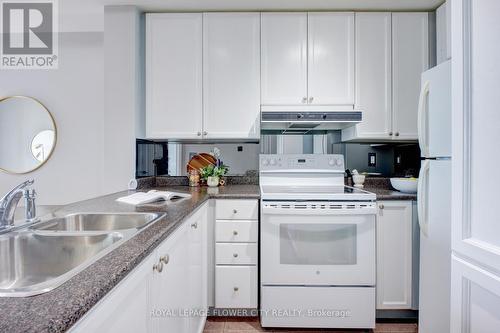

0,185,259,333
364,187,417,201
352,177,417,201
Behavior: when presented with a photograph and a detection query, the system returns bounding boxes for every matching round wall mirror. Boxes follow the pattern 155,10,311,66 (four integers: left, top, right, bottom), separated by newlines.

0,96,57,174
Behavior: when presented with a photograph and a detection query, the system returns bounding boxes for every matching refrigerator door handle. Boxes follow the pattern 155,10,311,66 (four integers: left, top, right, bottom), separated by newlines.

418,160,430,237
418,81,430,157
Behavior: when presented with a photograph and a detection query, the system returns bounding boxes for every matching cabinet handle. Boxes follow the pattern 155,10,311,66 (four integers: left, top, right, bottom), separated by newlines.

233,253,238,258
233,209,238,214
309,96,314,103
153,262,164,273
395,132,400,136
389,132,393,136
233,287,239,292
233,230,238,236
160,255,169,265
197,131,201,136
379,204,385,210
301,97,307,103
203,131,208,136
191,222,198,229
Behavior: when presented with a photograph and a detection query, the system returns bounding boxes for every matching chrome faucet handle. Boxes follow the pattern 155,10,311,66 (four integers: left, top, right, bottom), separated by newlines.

24,189,37,222
0,179,35,229
0,179,34,206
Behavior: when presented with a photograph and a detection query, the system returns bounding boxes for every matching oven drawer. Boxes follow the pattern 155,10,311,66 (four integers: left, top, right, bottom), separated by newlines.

216,243,257,265
216,220,258,242
261,286,375,329
216,199,258,220
215,266,257,308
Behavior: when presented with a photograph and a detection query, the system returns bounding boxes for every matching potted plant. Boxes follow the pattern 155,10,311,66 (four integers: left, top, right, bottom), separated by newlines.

199,164,229,187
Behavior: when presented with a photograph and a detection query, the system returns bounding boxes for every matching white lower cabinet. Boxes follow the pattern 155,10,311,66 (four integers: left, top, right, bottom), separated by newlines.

216,266,258,308
70,202,209,333
70,253,156,333
215,199,259,309
152,222,191,333
216,243,258,265
376,201,413,309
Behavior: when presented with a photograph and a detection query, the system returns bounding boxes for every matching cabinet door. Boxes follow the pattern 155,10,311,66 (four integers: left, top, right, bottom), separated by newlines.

344,13,392,141
392,13,429,140
376,201,413,309
203,13,260,139
187,204,208,333
261,13,307,105
451,1,500,331
70,254,155,333
307,12,354,105
146,14,203,139
152,223,190,333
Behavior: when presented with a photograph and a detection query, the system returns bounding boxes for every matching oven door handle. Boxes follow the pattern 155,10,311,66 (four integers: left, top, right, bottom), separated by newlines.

261,205,377,216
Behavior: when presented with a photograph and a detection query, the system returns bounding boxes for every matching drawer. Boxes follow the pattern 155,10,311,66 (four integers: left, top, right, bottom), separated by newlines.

261,286,375,328
216,243,257,265
215,266,257,308
216,199,258,220
216,220,258,242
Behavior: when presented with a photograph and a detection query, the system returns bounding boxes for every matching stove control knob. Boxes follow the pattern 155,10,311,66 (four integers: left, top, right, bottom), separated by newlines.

270,158,277,166
328,159,336,166
335,159,343,166
262,159,269,166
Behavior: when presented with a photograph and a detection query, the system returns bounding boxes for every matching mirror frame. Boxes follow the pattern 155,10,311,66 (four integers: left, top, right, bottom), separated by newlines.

0,95,57,174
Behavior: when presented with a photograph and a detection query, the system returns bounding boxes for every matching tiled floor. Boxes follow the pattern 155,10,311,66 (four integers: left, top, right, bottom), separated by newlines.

203,317,418,333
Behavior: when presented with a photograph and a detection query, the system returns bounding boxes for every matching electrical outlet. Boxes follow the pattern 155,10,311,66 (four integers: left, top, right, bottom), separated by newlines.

368,153,376,167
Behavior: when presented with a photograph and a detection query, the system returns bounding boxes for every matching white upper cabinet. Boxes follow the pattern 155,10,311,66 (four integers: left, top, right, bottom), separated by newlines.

392,13,429,140
261,12,354,107
343,12,428,142
307,13,354,105
203,13,261,139
261,13,308,105
146,14,203,139
343,13,392,140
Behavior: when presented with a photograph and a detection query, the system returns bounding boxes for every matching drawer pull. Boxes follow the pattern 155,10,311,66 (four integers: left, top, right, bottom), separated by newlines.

233,209,238,214
153,262,163,273
233,253,238,258
191,222,198,229
233,287,239,292
160,255,169,265
233,230,238,236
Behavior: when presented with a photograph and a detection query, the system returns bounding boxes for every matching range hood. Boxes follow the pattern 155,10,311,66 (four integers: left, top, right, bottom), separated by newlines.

260,107,362,132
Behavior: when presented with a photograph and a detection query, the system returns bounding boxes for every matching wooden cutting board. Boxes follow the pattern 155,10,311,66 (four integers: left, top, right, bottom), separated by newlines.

186,153,217,173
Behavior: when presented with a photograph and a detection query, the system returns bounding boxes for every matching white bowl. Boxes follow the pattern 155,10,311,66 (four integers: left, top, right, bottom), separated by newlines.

390,178,418,193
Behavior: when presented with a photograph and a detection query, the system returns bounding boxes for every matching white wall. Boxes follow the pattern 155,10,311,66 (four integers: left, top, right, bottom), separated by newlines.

0,32,105,205
103,6,144,193
0,6,141,205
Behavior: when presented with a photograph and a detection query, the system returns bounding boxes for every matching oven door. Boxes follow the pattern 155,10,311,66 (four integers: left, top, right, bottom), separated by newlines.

261,201,376,286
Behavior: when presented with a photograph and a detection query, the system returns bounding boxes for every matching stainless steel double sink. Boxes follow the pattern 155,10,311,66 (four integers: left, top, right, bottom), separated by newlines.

0,212,164,297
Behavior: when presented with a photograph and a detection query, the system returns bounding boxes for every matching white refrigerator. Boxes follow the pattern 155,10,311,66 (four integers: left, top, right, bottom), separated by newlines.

417,60,451,333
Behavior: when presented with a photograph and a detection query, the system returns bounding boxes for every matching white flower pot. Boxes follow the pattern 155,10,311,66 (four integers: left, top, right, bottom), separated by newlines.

207,176,219,187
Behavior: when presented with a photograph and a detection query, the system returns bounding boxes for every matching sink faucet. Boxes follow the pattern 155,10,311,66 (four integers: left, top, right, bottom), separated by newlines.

0,179,35,231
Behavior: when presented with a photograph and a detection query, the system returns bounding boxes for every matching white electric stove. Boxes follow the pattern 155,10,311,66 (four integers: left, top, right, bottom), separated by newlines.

259,154,377,330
